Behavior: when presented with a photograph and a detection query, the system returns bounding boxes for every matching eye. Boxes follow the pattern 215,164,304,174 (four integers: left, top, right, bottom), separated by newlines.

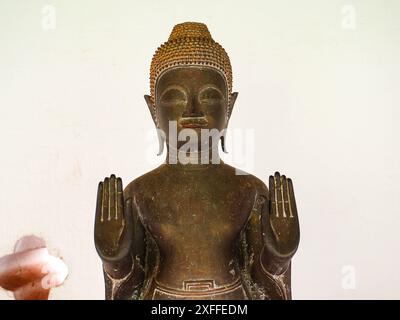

199,88,223,104
160,88,187,106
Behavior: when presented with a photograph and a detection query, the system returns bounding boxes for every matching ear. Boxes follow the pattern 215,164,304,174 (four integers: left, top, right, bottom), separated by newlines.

144,95,157,127
227,92,238,123
221,92,238,154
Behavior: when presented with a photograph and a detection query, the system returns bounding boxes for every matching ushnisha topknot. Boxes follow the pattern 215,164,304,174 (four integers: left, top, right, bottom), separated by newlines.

150,22,233,105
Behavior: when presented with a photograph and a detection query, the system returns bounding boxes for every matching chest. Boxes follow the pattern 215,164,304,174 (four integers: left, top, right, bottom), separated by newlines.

136,179,256,243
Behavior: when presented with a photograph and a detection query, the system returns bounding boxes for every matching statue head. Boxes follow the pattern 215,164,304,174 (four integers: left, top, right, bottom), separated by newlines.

144,22,238,155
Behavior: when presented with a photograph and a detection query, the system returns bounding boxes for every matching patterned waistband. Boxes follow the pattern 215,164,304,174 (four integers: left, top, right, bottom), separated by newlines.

153,277,243,298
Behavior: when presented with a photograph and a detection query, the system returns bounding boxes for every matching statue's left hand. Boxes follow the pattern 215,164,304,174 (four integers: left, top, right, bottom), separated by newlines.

262,172,300,263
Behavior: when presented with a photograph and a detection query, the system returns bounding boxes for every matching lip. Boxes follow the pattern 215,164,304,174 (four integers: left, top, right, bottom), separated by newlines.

179,117,209,128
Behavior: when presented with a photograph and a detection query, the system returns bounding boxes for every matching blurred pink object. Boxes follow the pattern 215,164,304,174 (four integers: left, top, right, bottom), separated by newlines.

0,235,68,300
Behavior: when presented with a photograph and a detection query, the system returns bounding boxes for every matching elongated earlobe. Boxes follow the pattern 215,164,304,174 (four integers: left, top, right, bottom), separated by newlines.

227,92,238,122
144,94,157,127
221,130,228,153
222,92,238,153
144,95,165,155
156,128,166,156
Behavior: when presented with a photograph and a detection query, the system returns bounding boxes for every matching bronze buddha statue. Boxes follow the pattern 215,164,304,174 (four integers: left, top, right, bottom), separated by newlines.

94,22,300,300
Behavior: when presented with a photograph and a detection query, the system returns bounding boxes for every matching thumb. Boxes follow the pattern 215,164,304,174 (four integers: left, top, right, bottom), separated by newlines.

123,198,133,230
120,198,134,252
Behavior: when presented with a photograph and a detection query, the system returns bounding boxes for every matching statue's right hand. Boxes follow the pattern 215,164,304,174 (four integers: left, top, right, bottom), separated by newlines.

94,175,133,262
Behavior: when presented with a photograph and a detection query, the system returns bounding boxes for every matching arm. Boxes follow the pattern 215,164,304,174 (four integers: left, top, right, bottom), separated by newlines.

94,175,146,299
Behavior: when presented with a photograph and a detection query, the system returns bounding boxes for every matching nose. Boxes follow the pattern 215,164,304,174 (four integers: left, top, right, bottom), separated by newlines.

182,94,204,117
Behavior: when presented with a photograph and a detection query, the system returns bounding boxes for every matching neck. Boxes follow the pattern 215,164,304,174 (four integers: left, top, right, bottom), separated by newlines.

164,144,222,169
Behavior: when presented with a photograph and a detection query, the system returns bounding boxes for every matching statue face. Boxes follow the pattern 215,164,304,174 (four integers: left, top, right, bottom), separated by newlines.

154,67,229,149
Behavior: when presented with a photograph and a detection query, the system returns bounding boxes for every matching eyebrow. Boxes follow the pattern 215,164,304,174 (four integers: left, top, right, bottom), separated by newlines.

199,85,225,97
159,85,187,100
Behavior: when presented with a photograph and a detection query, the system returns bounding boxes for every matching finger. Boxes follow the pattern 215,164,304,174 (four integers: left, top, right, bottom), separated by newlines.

288,178,298,218
13,278,50,300
116,177,123,221
103,177,110,221
274,171,283,218
95,182,103,222
0,248,49,291
282,175,289,218
268,175,277,219
109,174,116,220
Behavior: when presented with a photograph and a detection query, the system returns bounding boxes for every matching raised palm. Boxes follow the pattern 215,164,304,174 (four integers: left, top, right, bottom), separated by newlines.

263,172,300,259
94,174,133,262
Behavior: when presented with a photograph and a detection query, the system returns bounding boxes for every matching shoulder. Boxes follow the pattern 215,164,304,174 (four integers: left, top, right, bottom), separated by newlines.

220,163,269,198
250,174,269,198
123,164,167,197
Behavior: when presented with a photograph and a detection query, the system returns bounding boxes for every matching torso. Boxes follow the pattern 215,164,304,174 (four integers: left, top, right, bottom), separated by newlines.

126,162,259,300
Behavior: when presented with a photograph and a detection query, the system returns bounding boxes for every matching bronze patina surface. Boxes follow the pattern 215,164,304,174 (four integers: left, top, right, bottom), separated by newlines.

94,22,300,300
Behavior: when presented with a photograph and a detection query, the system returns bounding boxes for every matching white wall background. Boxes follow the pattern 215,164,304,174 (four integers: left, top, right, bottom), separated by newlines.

0,0,399,299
